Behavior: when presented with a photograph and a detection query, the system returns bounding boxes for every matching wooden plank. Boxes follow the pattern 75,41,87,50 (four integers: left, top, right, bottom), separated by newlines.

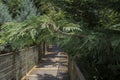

68,57,86,80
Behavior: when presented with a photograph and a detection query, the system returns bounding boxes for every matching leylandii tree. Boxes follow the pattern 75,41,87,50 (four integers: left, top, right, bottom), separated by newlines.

4,0,23,18
16,0,38,22
0,3,12,25
0,2,12,53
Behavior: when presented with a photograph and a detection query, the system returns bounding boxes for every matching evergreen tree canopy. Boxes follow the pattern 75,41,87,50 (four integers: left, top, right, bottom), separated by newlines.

0,3,12,25
16,0,38,22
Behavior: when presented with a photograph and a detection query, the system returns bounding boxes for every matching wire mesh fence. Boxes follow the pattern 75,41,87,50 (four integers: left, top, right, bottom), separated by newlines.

0,46,39,80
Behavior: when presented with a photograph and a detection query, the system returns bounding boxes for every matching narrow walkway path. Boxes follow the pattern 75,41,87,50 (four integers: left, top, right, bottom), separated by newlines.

22,45,68,80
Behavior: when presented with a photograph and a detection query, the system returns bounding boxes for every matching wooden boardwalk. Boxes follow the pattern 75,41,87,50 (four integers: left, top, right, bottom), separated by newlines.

22,46,69,80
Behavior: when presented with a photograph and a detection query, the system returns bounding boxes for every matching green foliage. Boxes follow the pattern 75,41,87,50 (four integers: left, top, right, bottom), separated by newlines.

0,2,12,53
16,0,38,22
5,0,22,18
59,31,120,80
56,0,120,29
0,2,12,25
0,0,120,80
0,0,81,50
48,0,120,80
1,12,80,49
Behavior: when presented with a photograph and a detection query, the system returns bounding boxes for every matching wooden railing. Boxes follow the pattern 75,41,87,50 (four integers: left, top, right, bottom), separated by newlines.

68,57,86,80
0,46,39,80
0,44,86,80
